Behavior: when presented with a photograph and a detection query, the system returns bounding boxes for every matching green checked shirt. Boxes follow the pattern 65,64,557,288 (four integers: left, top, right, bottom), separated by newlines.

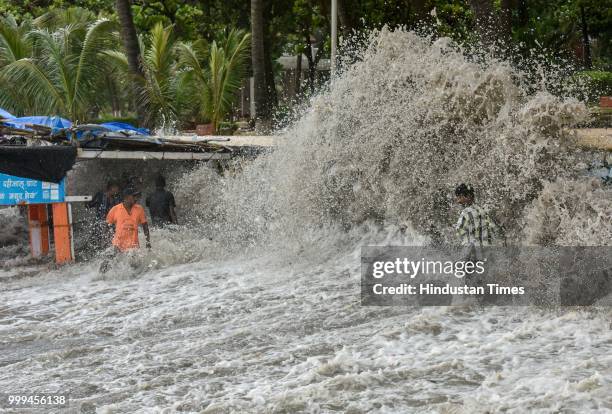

455,204,498,247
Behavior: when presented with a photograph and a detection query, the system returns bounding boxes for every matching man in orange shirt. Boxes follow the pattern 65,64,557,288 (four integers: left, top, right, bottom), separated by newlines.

106,188,151,251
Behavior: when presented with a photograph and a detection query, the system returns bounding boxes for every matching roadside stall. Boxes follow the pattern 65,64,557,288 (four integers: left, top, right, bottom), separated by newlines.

0,146,85,264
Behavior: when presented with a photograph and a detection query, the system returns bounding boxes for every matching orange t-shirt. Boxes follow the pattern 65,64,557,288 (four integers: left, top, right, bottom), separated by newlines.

106,203,147,251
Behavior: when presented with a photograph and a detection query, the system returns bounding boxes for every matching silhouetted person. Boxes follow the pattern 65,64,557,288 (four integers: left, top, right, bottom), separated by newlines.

88,180,120,220
87,180,120,252
146,175,177,227
120,172,143,191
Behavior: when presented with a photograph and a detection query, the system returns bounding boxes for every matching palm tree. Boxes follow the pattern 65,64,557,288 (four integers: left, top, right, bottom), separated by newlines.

0,15,33,114
103,23,182,127
140,23,178,128
0,10,252,131
178,30,251,133
251,0,269,127
579,4,592,69
0,16,32,66
0,13,117,121
115,0,147,125
468,0,497,44
34,7,95,30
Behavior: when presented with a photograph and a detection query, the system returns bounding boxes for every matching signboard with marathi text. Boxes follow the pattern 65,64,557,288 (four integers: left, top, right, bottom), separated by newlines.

0,173,65,205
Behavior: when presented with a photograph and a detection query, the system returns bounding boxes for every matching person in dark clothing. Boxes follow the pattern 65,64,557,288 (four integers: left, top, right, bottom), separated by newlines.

88,180,121,220
87,180,121,253
146,175,177,227
120,172,143,191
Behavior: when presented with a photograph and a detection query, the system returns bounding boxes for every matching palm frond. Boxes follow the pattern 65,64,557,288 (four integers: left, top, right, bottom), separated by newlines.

176,41,206,83
26,28,74,115
0,10,251,128
208,30,250,131
146,23,175,79
72,19,117,119
0,58,64,114
0,13,120,121
34,7,94,31
138,23,181,126
174,69,204,122
0,16,32,66
102,49,129,70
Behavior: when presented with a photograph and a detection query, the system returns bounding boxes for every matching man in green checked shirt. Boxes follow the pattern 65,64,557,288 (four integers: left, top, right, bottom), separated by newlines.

454,183,501,247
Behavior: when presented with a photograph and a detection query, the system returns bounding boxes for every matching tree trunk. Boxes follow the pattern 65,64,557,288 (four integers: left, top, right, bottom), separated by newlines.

579,4,592,70
304,33,316,93
517,0,528,28
312,41,325,88
263,32,278,110
295,53,302,97
468,0,497,44
499,0,513,40
251,0,270,126
115,0,146,125
411,0,428,21
304,32,327,94
337,0,355,35
107,74,120,115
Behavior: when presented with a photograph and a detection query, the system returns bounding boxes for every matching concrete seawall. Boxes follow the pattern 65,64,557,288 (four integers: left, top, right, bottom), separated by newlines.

573,128,612,151
168,130,612,151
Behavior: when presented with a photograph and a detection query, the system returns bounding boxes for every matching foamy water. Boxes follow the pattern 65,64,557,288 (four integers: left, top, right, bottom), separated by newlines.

1,28,611,413
1,233,611,413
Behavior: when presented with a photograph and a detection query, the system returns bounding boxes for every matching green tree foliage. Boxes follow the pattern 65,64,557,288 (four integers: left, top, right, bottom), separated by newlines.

512,0,612,70
0,8,117,120
1,0,610,128
140,22,177,127
0,15,34,115
0,5,251,129
102,23,251,131
0,0,115,20
179,30,251,132
130,0,249,40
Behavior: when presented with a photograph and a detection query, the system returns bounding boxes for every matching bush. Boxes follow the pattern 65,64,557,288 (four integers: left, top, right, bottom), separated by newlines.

575,71,612,103
95,114,140,126
218,121,237,135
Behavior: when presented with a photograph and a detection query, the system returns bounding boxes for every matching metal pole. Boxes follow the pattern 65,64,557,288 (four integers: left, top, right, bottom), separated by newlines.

331,0,337,76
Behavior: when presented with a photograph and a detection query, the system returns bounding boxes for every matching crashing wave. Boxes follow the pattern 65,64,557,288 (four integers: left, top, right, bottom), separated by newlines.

174,29,602,249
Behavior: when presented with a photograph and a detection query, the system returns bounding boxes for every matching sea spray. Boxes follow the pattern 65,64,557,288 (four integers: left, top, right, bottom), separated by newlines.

174,29,599,250
522,178,612,246
0,206,28,260
44,28,608,275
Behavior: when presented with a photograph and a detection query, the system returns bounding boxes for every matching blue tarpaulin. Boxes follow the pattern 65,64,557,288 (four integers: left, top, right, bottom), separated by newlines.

4,115,72,130
0,108,14,119
1,114,149,137
99,122,150,135
1,115,214,153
